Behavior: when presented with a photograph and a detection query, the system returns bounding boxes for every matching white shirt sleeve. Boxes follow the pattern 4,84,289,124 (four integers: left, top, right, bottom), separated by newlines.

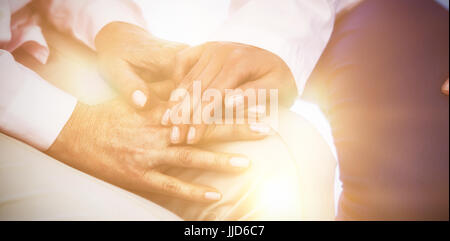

0,50,77,151
209,0,358,95
37,0,148,50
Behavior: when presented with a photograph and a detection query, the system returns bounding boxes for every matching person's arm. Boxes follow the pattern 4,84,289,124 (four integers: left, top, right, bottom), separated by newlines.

34,0,147,50
0,50,76,151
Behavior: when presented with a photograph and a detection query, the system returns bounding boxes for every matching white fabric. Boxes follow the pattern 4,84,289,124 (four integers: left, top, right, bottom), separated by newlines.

0,133,181,221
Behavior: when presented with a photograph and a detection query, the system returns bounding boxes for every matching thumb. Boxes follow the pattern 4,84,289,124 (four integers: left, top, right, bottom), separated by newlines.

105,59,161,109
201,122,273,144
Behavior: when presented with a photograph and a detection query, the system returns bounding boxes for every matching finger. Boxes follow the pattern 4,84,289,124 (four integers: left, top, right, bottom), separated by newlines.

172,53,212,101
133,40,188,82
235,81,272,119
183,64,268,144
164,54,221,133
186,123,270,145
144,171,222,202
165,95,191,144
234,75,290,120
170,124,189,145
238,72,297,107
173,57,227,140
207,60,251,98
161,147,251,172
186,63,248,134
201,122,272,144
147,80,176,101
160,54,209,126
145,101,174,123
105,59,161,109
189,56,227,110
442,78,449,96
186,124,207,145
172,45,205,84
132,64,162,84
185,97,223,145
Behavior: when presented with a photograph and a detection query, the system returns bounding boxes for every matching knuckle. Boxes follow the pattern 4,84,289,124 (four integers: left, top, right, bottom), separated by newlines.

189,188,199,199
120,146,141,162
146,150,161,167
229,49,245,61
176,149,193,166
211,152,228,168
216,156,229,169
162,180,181,194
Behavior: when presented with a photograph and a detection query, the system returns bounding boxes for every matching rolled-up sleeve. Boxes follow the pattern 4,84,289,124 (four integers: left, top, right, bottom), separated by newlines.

209,0,359,95
36,0,147,50
0,50,77,151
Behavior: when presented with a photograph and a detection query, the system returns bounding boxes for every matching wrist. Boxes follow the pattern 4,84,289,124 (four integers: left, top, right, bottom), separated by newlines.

46,102,92,160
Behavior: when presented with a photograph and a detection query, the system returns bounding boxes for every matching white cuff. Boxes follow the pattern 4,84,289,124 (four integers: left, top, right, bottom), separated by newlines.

0,53,77,151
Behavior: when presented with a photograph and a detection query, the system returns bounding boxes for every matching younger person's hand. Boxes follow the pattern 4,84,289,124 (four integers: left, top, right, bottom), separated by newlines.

161,42,297,144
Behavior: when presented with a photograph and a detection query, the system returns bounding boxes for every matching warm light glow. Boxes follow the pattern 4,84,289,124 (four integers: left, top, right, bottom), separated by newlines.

259,176,295,209
249,173,303,220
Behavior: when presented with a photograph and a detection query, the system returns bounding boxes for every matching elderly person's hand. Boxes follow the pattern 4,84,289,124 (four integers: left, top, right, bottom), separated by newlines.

161,42,298,144
46,100,268,202
95,22,187,109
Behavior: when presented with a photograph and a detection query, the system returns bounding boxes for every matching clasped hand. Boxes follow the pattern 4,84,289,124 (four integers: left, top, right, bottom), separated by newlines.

48,23,292,203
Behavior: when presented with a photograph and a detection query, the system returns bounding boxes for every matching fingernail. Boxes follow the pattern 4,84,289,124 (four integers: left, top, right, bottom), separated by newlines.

161,109,171,126
187,127,196,144
249,123,271,134
229,157,251,168
132,90,147,108
171,126,180,143
204,192,222,201
248,105,266,116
